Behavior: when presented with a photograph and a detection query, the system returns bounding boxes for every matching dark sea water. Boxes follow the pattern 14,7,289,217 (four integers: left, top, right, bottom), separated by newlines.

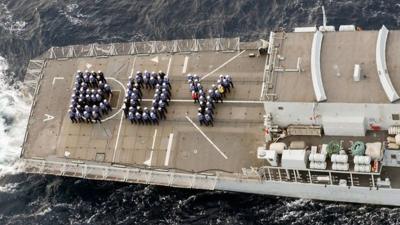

1,0,400,224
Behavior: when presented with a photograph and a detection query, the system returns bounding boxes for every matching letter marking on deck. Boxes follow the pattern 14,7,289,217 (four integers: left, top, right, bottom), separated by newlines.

185,116,228,159
43,114,55,122
164,133,174,166
182,56,189,74
52,77,64,86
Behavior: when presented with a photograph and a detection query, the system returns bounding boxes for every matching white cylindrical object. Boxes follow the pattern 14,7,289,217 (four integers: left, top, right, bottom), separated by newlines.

309,153,326,162
339,25,356,32
354,164,371,173
332,163,349,171
387,136,396,143
331,154,348,163
310,161,327,170
269,142,287,154
388,143,400,149
354,155,371,165
396,134,400,145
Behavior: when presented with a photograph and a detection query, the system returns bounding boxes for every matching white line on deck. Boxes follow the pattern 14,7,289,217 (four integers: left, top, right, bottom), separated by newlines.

151,129,158,150
130,56,137,77
140,99,263,104
146,129,158,167
200,50,246,81
164,133,174,166
185,116,228,159
182,56,189,74
52,77,64,86
167,55,173,75
112,112,124,163
260,83,265,101
143,151,153,166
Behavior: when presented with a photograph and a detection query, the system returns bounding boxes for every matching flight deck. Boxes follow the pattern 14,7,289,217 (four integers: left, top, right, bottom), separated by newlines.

18,30,400,206
21,44,266,174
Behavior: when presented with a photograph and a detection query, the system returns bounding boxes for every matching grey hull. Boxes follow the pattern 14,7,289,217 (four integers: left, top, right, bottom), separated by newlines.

216,179,400,206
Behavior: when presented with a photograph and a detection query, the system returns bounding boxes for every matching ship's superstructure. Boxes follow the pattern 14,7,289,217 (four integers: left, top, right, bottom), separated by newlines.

18,26,400,206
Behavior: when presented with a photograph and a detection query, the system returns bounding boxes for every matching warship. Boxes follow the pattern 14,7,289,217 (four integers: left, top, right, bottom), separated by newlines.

17,21,400,206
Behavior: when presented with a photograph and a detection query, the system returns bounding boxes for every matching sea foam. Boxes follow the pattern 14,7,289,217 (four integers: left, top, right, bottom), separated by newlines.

0,56,31,175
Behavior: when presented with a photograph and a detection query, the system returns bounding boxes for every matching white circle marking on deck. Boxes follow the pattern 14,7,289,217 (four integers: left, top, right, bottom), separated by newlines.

101,77,126,122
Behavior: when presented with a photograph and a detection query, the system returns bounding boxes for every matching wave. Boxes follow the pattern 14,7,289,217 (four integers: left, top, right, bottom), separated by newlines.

58,3,90,26
0,3,27,35
0,56,31,175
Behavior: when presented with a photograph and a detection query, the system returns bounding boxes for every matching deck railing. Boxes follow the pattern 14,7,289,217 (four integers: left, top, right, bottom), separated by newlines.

18,159,218,190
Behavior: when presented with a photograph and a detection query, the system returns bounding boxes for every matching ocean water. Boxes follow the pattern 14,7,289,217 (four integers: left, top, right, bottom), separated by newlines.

0,0,400,224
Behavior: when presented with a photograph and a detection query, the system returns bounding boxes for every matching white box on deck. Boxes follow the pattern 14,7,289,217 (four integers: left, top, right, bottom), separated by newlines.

322,116,366,136
294,27,317,33
353,64,361,81
339,25,356,31
281,150,308,169
319,26,335,32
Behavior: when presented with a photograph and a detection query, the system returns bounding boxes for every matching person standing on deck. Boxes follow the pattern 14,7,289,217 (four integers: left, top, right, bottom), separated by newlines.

69,110,77,123
192,91,199,103
198,113,206,126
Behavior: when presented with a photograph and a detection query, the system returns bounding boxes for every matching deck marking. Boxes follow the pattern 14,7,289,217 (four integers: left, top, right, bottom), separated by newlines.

101,77,127,122
200,50,246,81
112,59,135,163
166,55,173,75
164,133,174,166
151,56,159,63
112,112,124,163
43,114,55,122
140,99,263,104
144,151,153,166
52,77,64,86
185,116,228,159
145,129,158,167
130,56,137,76
151,129,158,150
182,56,189,74
260,83,265,100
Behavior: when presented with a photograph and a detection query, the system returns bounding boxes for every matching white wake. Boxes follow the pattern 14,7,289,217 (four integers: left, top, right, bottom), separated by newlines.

0,56,31,174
